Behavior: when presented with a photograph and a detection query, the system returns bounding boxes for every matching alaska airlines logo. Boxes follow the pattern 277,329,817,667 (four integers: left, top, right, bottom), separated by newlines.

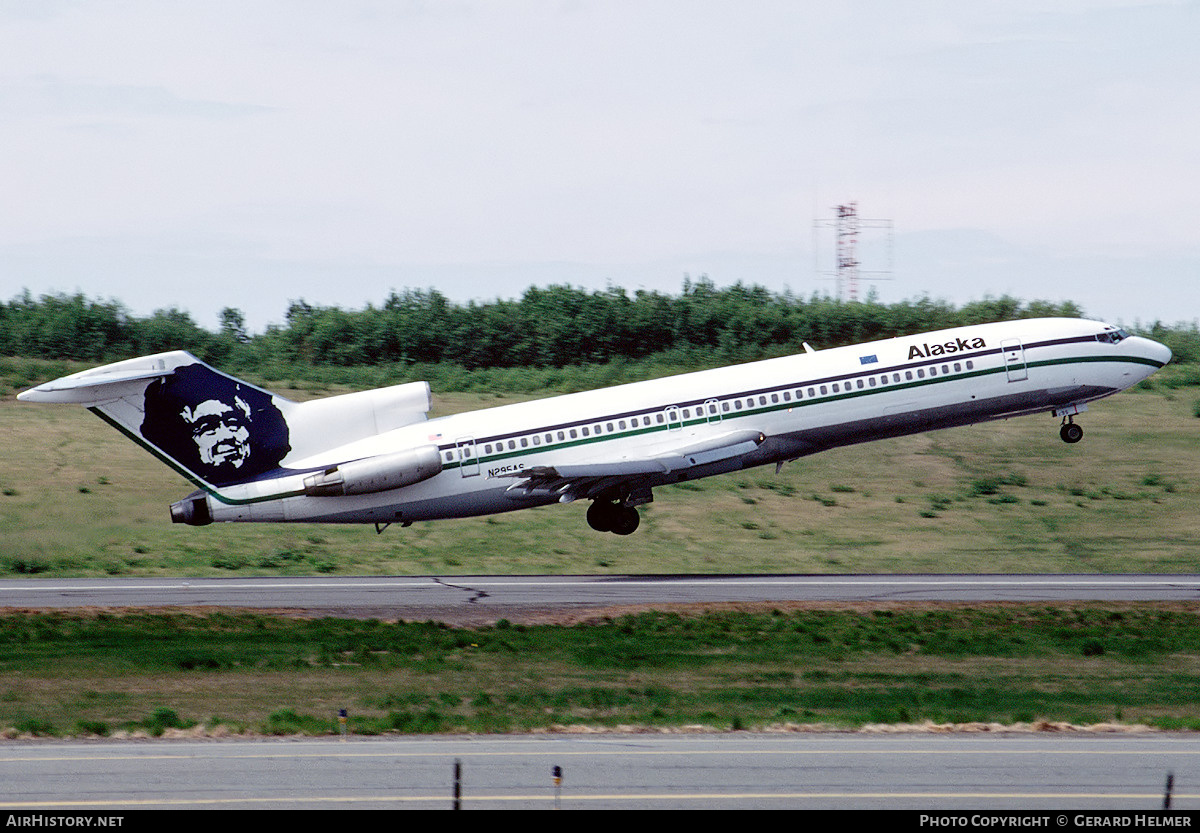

908,337,986,360
140,364,291,487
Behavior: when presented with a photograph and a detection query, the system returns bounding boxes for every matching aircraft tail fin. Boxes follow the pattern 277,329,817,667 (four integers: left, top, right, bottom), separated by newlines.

19,352,294,490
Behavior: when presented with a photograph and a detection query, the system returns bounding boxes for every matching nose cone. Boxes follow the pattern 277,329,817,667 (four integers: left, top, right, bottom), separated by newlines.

1132,335,1173,369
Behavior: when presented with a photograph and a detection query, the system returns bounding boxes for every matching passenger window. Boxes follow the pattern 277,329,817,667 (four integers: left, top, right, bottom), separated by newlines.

832,384,839,393
520,437,528,448
557,431,565,441
966,361,974,370
905,371,913,381
657,413,665,423
953,363,961,372
868,377,876,387
820,385,828,395
532,436,540,446
782,391,791,401
856,379,864,389
917,369,925,378
569,429,577,439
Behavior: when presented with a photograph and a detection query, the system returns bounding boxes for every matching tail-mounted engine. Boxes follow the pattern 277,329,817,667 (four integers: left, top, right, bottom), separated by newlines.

302,444,443,497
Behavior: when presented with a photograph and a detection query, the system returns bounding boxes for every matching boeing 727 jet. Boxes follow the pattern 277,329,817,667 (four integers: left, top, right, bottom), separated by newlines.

18,317,1171,534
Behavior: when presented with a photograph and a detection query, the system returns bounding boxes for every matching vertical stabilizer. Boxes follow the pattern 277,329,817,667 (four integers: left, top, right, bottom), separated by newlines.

19,352,293,489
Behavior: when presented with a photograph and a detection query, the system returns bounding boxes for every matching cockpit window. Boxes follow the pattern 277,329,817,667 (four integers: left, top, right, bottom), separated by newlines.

1097,329,1129,344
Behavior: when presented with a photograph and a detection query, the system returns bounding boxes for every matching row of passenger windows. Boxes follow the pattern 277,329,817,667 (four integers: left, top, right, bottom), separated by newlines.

480,413,661,456
443,359,975,462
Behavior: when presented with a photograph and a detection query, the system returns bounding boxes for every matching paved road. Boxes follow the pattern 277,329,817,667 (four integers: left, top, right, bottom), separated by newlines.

0,574,1198,623
0,734,1194,810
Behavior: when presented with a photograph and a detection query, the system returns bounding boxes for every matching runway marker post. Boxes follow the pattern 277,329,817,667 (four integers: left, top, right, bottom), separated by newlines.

454,759,462,810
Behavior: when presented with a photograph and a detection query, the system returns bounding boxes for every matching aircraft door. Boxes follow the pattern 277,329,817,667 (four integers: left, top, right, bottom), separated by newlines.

704,398,722,424
665,406,683,431
1001,338,1028,382
456,437,480,477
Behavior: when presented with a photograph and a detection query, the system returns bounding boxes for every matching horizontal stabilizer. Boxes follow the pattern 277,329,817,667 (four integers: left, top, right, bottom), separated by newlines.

17,352,191,405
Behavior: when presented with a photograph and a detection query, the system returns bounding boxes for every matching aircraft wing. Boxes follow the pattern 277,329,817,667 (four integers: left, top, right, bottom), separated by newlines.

500,428,766,502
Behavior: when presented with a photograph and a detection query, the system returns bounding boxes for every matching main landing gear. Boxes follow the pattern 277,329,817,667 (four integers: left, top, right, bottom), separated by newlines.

586,499,641,535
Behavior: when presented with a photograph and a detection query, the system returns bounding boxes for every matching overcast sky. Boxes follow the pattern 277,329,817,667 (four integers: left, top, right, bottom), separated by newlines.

1,0,1196,334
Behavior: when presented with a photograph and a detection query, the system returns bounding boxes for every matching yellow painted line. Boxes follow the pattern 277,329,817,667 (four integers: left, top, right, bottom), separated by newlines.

0,791,1196,808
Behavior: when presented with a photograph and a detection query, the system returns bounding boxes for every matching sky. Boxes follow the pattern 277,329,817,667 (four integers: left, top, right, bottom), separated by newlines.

1,0,1197,335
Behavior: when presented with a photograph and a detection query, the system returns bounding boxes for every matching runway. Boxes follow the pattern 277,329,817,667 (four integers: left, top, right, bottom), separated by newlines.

0,574,1198,623
0,733,1195,810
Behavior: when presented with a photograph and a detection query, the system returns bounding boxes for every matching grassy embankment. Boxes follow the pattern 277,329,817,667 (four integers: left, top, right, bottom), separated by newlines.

0,357,1196,577
4,605,1200,738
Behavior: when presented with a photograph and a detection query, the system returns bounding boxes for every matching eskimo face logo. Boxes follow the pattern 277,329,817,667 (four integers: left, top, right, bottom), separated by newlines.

180,396,253,470
140,364,290,487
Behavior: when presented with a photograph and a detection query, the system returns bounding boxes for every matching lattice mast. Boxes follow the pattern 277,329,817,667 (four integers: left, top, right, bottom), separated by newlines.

813,202,894,302
836,202,861,302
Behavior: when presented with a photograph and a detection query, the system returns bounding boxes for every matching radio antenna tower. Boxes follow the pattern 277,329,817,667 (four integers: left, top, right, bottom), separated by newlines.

813,202,894,302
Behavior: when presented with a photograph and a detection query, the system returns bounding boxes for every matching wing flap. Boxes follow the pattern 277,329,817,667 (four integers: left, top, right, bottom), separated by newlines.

501,429,765,501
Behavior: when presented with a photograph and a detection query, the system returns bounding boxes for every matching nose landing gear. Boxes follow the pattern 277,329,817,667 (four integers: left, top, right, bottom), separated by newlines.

1059,417,1083,444
1054,404,1087,444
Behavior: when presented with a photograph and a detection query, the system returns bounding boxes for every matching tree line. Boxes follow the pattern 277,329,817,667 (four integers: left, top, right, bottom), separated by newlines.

1,280,1195,374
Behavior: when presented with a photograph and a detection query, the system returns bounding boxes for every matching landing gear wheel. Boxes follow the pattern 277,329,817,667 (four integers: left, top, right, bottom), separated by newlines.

586,500,617,532
1060,422,1084,444
587,499,641,535
610,506,640,536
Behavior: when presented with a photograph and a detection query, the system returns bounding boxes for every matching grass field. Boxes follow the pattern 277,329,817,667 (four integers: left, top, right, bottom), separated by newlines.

4,605,1200,738
0,374,1196,577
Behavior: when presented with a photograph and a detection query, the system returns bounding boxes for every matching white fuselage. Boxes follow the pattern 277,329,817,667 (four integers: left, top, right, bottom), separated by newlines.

200,317,1170,525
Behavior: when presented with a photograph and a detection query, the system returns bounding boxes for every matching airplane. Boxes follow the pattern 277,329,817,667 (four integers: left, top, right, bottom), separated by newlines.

18,317,1171,535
